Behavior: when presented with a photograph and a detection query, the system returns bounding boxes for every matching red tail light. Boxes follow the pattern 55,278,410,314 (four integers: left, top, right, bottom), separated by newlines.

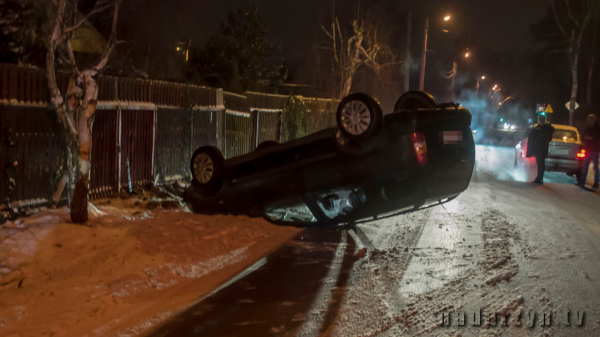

577,149,586,159
410,132,427,166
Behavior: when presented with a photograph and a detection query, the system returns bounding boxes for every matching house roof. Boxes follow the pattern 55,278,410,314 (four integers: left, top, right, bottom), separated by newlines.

70,15,107,54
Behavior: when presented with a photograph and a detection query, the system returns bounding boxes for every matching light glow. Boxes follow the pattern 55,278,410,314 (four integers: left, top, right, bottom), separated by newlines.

410,133,428,166
444,15,451,21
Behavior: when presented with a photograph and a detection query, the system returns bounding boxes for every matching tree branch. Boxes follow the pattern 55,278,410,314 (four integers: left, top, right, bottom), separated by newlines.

551,0,570,39
91,0,121,72
64,3,114,33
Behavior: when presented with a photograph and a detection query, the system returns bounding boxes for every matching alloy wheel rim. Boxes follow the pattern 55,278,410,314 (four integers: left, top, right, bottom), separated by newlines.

341,100,371,135
193,153,214,184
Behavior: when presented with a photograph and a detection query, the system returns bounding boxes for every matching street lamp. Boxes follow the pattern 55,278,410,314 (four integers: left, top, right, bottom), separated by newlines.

465,52,470,58
481,76,486,80
444,15,451,21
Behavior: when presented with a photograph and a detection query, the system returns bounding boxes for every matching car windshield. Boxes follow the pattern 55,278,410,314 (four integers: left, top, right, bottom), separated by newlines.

552,129,578,142
264,202,317,223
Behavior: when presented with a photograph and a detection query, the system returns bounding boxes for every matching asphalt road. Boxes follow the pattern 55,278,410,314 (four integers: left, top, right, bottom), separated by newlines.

146,145,600,337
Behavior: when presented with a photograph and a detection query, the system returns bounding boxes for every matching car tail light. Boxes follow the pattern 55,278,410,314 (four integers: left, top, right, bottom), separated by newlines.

410,132,427,166
577,149,586,159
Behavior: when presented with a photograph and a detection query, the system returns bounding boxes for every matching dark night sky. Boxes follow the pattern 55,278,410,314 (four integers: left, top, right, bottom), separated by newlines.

128,0,549,69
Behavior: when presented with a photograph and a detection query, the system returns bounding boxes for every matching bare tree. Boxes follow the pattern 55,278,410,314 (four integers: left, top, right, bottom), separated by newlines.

440,61,458,96
321,6,400,99
46,0,121,223
551,0,600,126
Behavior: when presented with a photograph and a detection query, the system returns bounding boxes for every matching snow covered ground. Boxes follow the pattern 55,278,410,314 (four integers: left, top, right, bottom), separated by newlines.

2,145,599,337
142,145,600,337
320,145,600,336
0,190,300,337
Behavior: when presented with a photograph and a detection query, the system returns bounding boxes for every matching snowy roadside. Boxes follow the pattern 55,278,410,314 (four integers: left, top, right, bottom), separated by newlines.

0,188,300,337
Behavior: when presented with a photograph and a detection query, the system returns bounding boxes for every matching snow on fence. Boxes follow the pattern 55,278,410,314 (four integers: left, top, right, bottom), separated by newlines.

0,64,338,216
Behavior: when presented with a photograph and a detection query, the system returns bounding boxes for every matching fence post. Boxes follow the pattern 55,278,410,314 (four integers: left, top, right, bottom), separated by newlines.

117,106,122,191
216,88,225,155
252,109,259,149
151,107,157,185
277,110,283,142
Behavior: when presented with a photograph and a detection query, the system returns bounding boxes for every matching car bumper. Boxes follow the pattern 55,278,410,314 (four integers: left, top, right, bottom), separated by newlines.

545,157,582,172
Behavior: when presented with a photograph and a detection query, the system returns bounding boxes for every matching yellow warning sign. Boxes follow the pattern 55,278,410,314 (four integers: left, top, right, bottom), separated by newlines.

544,104,553,113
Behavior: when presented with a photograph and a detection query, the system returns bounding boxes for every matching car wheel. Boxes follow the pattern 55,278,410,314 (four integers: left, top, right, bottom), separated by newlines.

394,91,436,112
190,146,224,194
255,140,279,151
336,93,383,143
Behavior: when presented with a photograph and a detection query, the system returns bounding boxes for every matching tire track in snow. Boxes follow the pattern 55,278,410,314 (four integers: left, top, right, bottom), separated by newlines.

325,208,433,336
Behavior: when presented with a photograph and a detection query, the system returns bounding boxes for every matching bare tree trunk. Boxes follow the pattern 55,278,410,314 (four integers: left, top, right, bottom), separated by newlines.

71,0,120,223
340,72,354,98
46,0,79,206
404,10,411,93
569,30,578,126
419,17,428,91
45,0,120,223
587,24,597,107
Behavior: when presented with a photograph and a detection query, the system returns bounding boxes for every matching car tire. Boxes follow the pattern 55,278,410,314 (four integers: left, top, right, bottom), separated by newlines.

190,146,224,194
394,91,436,112
255,140,279,151
336,93,383,144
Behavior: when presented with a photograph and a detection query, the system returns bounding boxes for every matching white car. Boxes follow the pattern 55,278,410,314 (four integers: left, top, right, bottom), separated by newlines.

514,124,585,178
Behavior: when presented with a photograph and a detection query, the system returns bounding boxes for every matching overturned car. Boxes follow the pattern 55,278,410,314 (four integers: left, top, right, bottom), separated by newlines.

183,91,476,227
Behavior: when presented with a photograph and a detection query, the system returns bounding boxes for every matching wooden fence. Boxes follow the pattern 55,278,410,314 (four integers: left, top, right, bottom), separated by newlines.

0,64,338,216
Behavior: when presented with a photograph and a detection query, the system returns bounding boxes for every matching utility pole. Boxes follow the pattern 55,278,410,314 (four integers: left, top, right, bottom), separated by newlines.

419,17,429,91
404,10,411,93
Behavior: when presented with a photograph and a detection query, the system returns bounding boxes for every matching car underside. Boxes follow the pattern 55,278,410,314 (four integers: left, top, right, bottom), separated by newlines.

184,91,476,227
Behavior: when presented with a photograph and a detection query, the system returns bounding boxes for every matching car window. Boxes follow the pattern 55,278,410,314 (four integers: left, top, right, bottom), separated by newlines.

552,129,578,142
313,188,366,220
264,202,317,223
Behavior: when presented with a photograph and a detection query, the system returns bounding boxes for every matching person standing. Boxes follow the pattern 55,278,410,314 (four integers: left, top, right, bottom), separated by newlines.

577,114,600,189
526,114,555,185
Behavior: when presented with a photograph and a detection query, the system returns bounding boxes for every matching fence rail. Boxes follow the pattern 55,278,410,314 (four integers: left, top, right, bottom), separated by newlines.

0,63,338,215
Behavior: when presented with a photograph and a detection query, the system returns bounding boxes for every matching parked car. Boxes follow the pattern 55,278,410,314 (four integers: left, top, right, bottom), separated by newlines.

514,124,585,178
183,91,476,227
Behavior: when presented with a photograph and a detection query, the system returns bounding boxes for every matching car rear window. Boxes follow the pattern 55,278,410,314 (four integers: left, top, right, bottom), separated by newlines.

552,129,578,141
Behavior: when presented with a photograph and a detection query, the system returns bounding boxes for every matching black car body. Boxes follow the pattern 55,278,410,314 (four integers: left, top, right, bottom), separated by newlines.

184,92,476,227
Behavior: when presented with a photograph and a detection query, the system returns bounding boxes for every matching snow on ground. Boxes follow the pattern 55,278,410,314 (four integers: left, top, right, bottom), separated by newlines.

308,145,600,337
0,188,300,337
